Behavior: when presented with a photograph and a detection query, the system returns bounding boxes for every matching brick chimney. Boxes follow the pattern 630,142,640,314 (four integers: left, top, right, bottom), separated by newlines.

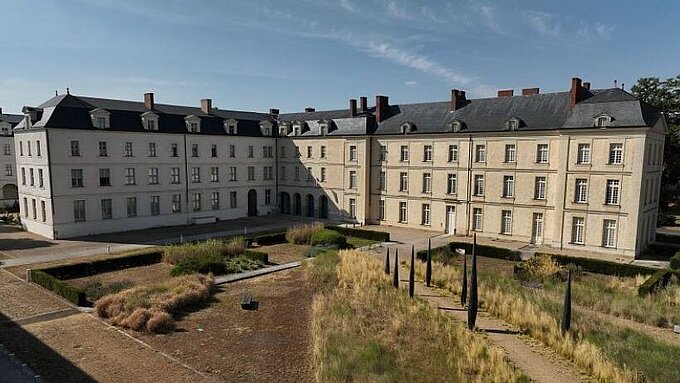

582,82,591,90
497,90,514,97
375,95,389,123
522,88,539,96
304,107,315,113
201,98,212,114
360,96,368,112
450,89,467,111
144,92,154,110
269,108,279,115
349,99,357,117
0,107,3,115
570,77,583,110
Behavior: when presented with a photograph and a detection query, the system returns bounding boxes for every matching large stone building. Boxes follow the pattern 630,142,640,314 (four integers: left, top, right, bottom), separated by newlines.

13,78,665,257
0,109,22,208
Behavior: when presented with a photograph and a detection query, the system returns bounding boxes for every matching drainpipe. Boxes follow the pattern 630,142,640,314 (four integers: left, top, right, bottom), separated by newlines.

465,134,473,236
183,134,189,225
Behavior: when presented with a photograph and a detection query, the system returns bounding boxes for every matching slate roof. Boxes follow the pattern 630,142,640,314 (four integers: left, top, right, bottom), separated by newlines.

0,113,23,125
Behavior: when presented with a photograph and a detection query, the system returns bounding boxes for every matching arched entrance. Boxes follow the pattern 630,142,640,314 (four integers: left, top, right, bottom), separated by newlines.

306,194,315,217
294,193,302,216
2,184,18,200
247,189,257,216
280,192,291,214
319,195,329,219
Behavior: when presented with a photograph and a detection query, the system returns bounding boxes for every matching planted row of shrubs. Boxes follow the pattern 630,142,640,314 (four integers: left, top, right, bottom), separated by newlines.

416,242,521,262
326,226,390,242
28,269,88,306
638,270,676,296
42,248,163,280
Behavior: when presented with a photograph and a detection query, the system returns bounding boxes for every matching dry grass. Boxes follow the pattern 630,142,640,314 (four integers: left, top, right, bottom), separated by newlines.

286,223,324,245
514,254,562,282
94,274,214,333
162,237,246,265
311,250,527,383
414,262,640,383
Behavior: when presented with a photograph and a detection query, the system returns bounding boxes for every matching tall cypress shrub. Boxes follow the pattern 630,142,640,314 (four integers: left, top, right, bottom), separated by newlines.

385,248,390,275
393,248,399,289
461,248,468,307
409,245,415,298
468,234,478,330
561,269,572,334
425,238,432,287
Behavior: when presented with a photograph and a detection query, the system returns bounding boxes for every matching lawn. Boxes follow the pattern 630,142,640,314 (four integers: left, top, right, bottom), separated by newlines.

346,236,378,249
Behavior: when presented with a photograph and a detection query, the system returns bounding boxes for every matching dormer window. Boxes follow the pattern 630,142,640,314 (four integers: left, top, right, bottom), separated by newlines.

260,120,273,136
224,118,238,135
0,122,11,136
141,111,159,131
595,114,612,128
320,124,327,136
400,122,416,134
185,115,201,133
450,120,465,132
505,117,522,131
89,108,111,129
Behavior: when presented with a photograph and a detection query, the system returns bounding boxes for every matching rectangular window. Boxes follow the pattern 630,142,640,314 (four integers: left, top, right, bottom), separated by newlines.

264,166,273,181
248,166,255,181
229,145,236,158
124,142,133,157
474,174,484,196
172,194,182,213
379,171,386,191
572,217,585,244
504,144,516,163
171,143,178,157
609,143,623,164
320,167,326,182
191,167,200,183
379,200,385,220
170,167,181,184
230,191,237,208
605,179,620,205
536,144,549,163
230,166,237,181
294,166,300,181
147,167,158,184
70,140,80,156
421,204,431,225
100,199,112,219
248,145,254,158
125,168,136,185
307,167,314,182
211,167,219,182
307,146,313,158
36,141,41,157
148,142,156,157
147,120,156,131
349,171,357,189
211,192,220,210
191,144,199,157
31,199,37,219
71,169,84,187
423,145,433,161
472,208,483,231
150,196,161,216
211,144,218,157
575,178,588,203
280,145,286,158
281,166,287,181
399,202,408,223
422,173,431,193
320,146,326,159
27,142,31,156
501,210,512,234
99,168,111,186
3,144,10,156
379,145,387,162
448,144,458,162
577,143,591,164
399,172,408,191
126,197,137,217
21,167,25,185
602,219,617,248
475,144,486,162
38,169,44,187
400,145,409,162
74,200,86,222
41,201,46,222
99,141,108,157
349,198,356,218
349,145,357,161
29,168,34,186
503,175,514,197
23,197,27,217
534,176,546,199
447,174,457,194
192,193,201,211
265,189,272,205
5,164,12,177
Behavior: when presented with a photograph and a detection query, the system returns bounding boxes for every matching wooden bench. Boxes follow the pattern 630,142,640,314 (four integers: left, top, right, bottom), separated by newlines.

241,294,254,310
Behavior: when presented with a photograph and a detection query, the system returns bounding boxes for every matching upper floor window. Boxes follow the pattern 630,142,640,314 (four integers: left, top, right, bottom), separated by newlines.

474,174,485,196
89,108,110,129
595,114,612,128
609,143,623,165
536,144,549,163
307,146,313,158
504,144,516,163
211,144,218,157
124,142,133,157
450,120,464,132
141,111,159,131
99,141,108,157
506,118,520,131
171,143,179,157
577,143,590,164
605,179,620,205
448,144,458,162
349,145,357,161
320,146,326,159
379,145,387,161
191,144,199,157
503,175,514,197
474,144,486,163
148,142,156,157
400,145,409,162
423,145,433,162
185,115,201,133
248,145,254,158
575,178,588,203
70,140,80,157
224,118,238,135
399,172,408,192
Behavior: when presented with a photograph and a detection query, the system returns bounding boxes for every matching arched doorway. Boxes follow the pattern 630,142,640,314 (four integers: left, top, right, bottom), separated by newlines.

319,195,329,219
247,189,257,216
280,192,291,214
2,184,18,200
294,193,302,216
306,194,315,217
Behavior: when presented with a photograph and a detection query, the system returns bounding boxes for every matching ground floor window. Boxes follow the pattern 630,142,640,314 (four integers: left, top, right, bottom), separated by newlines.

150,195,161,215
421,203,430,225
265,189,272,205
399,202,407,223
602,219,617,248
192,193,201,212
74,200,86,222
127,197,137,218
172,194,181,213
572,217,585,244
211,192,220,210
501,210,512,234
379,200,385,220
101,199,112,220
472,208,483,231
349,198,356,218
230,191,238,208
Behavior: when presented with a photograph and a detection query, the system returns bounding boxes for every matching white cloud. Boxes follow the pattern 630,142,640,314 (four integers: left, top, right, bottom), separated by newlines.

405,81,418,86
595,23,615,39
338,0,356,13
524,10,561,36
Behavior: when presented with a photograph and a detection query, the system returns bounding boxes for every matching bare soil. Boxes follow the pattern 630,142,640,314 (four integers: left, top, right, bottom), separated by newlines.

134,267,315,383
0,269,71,320
67,263,174,290
255,243,310,264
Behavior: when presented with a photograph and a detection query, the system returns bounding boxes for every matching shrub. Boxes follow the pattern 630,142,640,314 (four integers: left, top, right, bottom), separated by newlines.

655,233,680,245
42,249,163,280
95,274,214,333
670,251,680,270
286,223,324,244
224,236,246,257
311,229,347,247
638,270,674,296
538,252,658,277
416,246,459,264
83,280,134,301
427,242,521,261
170,253,226,276
249,232,287,246
29,269,87,306
657,211,676,227
327,226,390,242
243,249,269,264
514,255,562,283
163,239,227,265
224,257,264,274
305,244,339,258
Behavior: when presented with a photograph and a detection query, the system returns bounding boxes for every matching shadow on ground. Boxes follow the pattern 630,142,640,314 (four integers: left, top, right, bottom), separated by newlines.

0,238,55,251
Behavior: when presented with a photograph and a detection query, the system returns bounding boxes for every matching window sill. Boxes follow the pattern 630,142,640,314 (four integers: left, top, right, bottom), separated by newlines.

603,203,620,207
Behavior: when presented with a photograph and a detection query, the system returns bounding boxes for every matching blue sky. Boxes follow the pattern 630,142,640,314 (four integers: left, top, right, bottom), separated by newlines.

1,0,678,114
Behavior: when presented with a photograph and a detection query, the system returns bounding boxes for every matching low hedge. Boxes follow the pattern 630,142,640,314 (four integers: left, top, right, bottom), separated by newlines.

311,229,347,247
29,269,87,306
43,249,163,280
655,233,680,245
327,226,390,242
243,249,269,264
638,270,675,296
170,253,226,277
446,242,521,261
670,251,680,270
535,252,658,277
248,232,287,246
